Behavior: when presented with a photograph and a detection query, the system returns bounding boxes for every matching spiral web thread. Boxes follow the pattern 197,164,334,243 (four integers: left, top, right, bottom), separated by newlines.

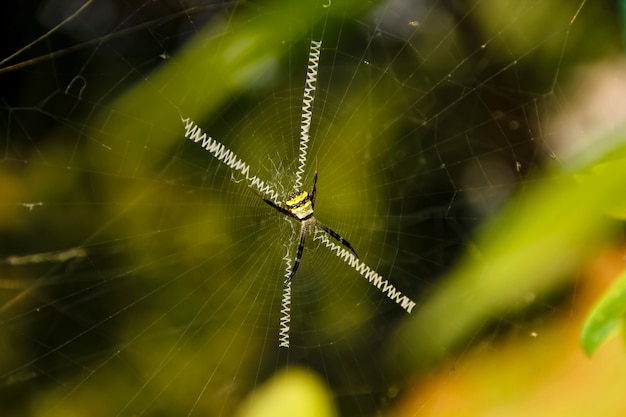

293,40,322,191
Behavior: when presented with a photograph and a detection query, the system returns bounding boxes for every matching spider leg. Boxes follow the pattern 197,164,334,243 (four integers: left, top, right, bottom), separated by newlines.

316,221,359,258
249,187,296,219
287,224,307,282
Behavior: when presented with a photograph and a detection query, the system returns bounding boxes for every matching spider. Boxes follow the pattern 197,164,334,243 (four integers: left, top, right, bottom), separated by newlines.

253,166,358,282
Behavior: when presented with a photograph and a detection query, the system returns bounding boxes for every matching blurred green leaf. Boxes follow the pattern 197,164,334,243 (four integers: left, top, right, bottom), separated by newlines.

389,130,626,374
581,269,626,356
234,368,337,417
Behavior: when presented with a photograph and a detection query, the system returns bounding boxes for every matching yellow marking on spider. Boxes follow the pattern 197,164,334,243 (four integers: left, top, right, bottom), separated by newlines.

286,191,308,207
286,191,313,220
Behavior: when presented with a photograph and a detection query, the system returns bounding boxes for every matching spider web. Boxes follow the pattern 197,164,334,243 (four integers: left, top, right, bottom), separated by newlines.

1,1,624,416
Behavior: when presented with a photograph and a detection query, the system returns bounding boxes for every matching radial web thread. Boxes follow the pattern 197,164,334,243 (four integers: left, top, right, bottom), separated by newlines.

293,40,322,191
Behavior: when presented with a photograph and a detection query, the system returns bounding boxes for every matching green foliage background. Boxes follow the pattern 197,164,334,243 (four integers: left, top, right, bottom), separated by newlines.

1,0,626,416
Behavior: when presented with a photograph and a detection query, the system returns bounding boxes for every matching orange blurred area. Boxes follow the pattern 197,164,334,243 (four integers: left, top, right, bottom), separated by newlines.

393,247,626,417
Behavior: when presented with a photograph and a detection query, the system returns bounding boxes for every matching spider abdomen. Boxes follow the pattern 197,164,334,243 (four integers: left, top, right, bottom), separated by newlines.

286,191,314,220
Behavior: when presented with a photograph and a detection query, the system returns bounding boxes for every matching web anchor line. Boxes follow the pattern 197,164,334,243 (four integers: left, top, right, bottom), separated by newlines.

314,232,417,314
181,117,280,204
293,40,322,191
